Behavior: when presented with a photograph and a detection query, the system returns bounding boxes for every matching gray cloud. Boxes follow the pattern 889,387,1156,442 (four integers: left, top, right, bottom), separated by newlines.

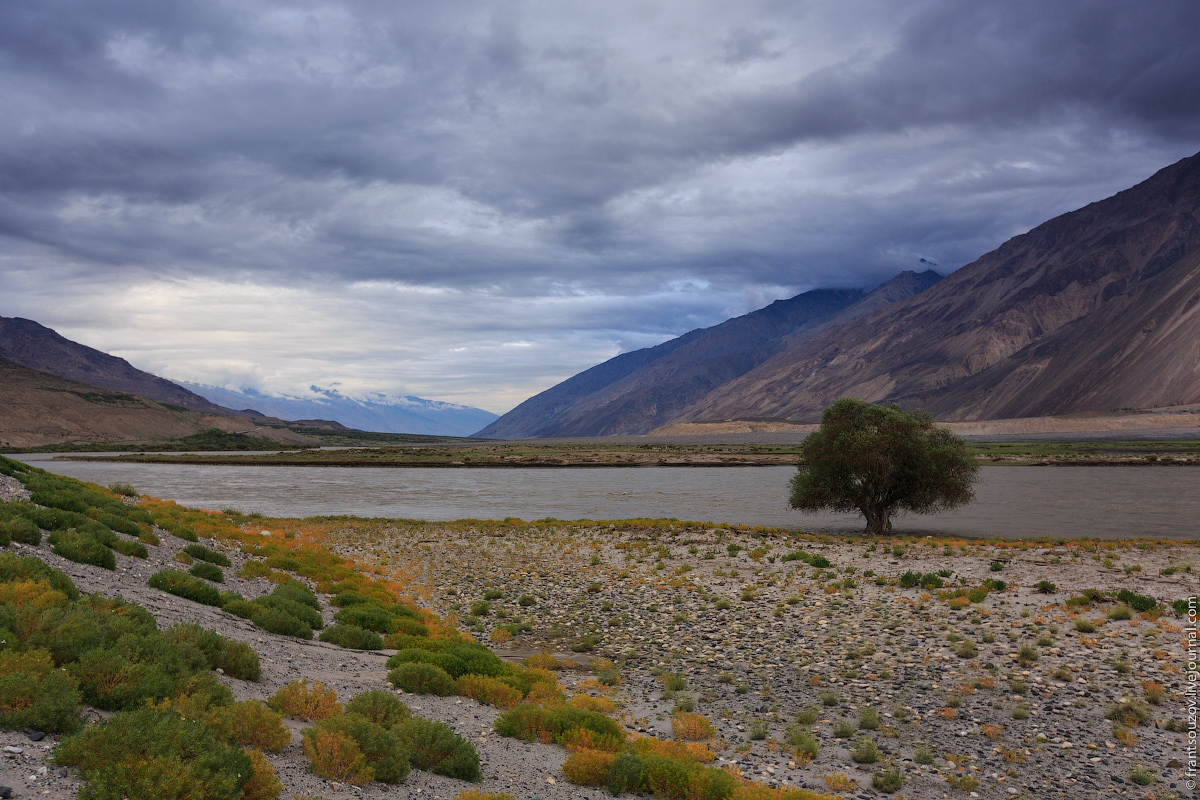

1,1,1198,412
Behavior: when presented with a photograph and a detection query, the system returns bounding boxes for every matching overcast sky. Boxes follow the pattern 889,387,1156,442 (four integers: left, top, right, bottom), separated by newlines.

2,1,1198,413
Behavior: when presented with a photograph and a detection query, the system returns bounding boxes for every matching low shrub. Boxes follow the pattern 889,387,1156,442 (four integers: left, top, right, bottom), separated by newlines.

1116,589,1157,612
241,748,283,800
0,649,82,732
606,752,646,795
303,729,373,785
671,712,715,741
0,553,78,598
1074,617,1097,633
387,662,457,696
272,580,320,610
269,680,342,721
306,713,410,784
457,674,523,709
873,763,904,793
320,624,384,650
49,530,117,570
1108,604,1133,621
183,543,232,567
223,599,260,619
111,538,148,559
189,561,225,582
493,705,622,749
562,748,618,785
256,594,323,631
395,716,481,781
850,736,879,764
148,569,222,606
54,706,254,800
344,690,411,729
165,622,261,681
335,603,394,633
251,606,313,640
1035,580,1057,594
207,700,291,752
1,516,41,546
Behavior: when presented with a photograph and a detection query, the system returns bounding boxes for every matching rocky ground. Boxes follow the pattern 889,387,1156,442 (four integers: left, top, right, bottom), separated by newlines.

1,479,1196,800
316,518,1200,800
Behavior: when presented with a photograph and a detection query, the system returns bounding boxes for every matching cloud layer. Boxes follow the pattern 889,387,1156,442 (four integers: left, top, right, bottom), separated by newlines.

2,0,1198,412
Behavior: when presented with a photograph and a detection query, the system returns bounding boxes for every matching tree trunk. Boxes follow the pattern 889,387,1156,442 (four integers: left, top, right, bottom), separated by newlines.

862,506,893,536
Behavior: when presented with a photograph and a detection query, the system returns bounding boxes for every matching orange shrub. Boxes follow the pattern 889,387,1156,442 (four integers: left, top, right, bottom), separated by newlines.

242,748,283,800
981,724,1004,740
975,676,996,690
269,680,342,721
453,792,520,800
671,712,715,741
457,675,522,709
489,628,513,643
938,707,957,720
302,729,372,785
561,748,616,785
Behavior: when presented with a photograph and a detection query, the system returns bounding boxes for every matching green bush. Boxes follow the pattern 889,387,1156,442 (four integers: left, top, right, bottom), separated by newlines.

0,649,82,732
1116,590,1156,612
189,562,225,583
320,624,384,650
345,690,411,729
0,552,78,598
388,662,457,696
0,516,41,546
49,530,117,570
395,716,481,782
607,753,646,795
111,538,149,559
306,712,410,784
54,706,253,800
272,580,320,610
493,704,622,748
148,570,222,605
391,616,430,637
256,593,323,630
251,607,313,640
165,622,261,682
336,603,394,632
222,598,260,619
642,755,692,799
182,544,232,567
332,591,378,607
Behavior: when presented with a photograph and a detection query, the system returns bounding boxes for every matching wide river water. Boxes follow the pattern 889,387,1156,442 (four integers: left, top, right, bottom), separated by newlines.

8,454,1199,540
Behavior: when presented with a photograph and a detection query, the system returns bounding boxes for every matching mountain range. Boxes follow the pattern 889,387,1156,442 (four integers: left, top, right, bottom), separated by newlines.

479,150,1200,437
180,383,497,439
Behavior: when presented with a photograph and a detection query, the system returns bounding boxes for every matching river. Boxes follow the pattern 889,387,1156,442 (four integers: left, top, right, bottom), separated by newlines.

8,454,1198,540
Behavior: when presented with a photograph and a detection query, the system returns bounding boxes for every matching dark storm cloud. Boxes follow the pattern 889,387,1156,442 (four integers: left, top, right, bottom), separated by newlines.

1,0,1198,410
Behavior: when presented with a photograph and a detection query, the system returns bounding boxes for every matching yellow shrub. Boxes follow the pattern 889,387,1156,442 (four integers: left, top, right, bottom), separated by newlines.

671,712,715,741
457,675,522,709
489,628,513,643
569,694,616,714
523,653,560,670
0,580,67,612
823,773,857,791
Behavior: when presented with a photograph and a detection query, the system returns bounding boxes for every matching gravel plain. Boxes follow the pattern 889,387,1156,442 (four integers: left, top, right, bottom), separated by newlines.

0,477,1197,800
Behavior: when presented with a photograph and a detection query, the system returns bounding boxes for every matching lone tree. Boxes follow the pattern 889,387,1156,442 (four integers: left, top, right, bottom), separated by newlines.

789,398,979,535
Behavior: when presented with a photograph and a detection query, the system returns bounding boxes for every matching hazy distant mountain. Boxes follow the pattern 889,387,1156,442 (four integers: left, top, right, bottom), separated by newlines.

476,269,942,437
0,316,232,415
683,150,1200,423
182,383,498,437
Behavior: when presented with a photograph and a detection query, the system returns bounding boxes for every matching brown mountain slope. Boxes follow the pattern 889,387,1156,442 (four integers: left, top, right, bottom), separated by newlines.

682,150,1200,423
0,357,317,448
0,316,233,415
477,270,940,438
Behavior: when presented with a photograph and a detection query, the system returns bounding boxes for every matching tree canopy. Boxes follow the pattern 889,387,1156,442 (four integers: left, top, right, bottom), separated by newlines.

789,398,979,535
